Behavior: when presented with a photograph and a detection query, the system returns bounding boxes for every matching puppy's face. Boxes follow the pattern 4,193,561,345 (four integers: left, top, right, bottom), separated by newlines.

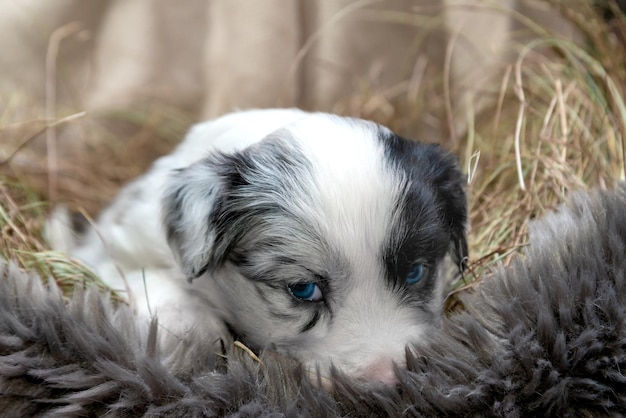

163,114,467,384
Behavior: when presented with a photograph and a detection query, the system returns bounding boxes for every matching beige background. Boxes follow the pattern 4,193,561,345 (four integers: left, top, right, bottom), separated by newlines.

0,0,579,139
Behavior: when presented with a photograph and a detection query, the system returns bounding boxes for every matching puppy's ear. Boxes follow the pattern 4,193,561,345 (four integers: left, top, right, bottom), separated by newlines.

382,133,469,273
163,137,305,281
162,159,225,280
425,144,468,272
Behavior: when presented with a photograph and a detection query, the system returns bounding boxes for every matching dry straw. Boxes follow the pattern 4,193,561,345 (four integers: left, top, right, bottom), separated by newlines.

461,0,626,284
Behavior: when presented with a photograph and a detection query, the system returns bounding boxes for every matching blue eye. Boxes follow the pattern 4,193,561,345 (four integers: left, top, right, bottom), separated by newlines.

288,282,323,302
406,263,425,285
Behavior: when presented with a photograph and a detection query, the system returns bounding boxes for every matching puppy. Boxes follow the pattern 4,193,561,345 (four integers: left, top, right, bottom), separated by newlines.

54,109,467,385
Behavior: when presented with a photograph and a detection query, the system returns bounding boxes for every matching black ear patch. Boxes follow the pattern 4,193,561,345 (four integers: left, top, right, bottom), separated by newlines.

420,143,468,271
162,135,311,280
379,131,468,272
207,136,312,266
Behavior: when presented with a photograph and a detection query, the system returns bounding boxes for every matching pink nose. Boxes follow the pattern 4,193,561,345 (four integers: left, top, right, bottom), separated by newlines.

356,359,400,385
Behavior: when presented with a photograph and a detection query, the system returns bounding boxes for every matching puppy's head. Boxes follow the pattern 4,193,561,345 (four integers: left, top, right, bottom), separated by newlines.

163,114,467,384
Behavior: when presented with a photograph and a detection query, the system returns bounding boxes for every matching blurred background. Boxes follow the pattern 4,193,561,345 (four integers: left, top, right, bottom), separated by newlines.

1,0,625,297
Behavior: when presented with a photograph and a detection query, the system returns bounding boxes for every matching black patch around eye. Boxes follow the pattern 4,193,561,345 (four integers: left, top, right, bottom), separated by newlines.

382,200,450,300
385,219,448,285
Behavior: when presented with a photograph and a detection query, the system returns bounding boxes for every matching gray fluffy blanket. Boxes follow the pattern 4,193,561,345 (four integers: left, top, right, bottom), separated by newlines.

1,184,626,417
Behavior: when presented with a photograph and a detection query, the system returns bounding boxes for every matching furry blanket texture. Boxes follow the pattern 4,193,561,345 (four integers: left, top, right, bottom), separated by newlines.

1,184,626,417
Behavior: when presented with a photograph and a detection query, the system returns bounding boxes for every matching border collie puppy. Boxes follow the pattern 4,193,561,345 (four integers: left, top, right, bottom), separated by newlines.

55,109,467,385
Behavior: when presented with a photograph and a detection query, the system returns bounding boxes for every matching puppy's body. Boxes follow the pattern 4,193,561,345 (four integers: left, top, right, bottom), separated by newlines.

58,109,467,384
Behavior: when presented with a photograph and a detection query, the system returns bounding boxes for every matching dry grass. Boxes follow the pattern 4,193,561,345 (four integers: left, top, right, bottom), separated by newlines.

0,1,625,311
459,0,626,285
0,178,124,301
0,101,191,299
